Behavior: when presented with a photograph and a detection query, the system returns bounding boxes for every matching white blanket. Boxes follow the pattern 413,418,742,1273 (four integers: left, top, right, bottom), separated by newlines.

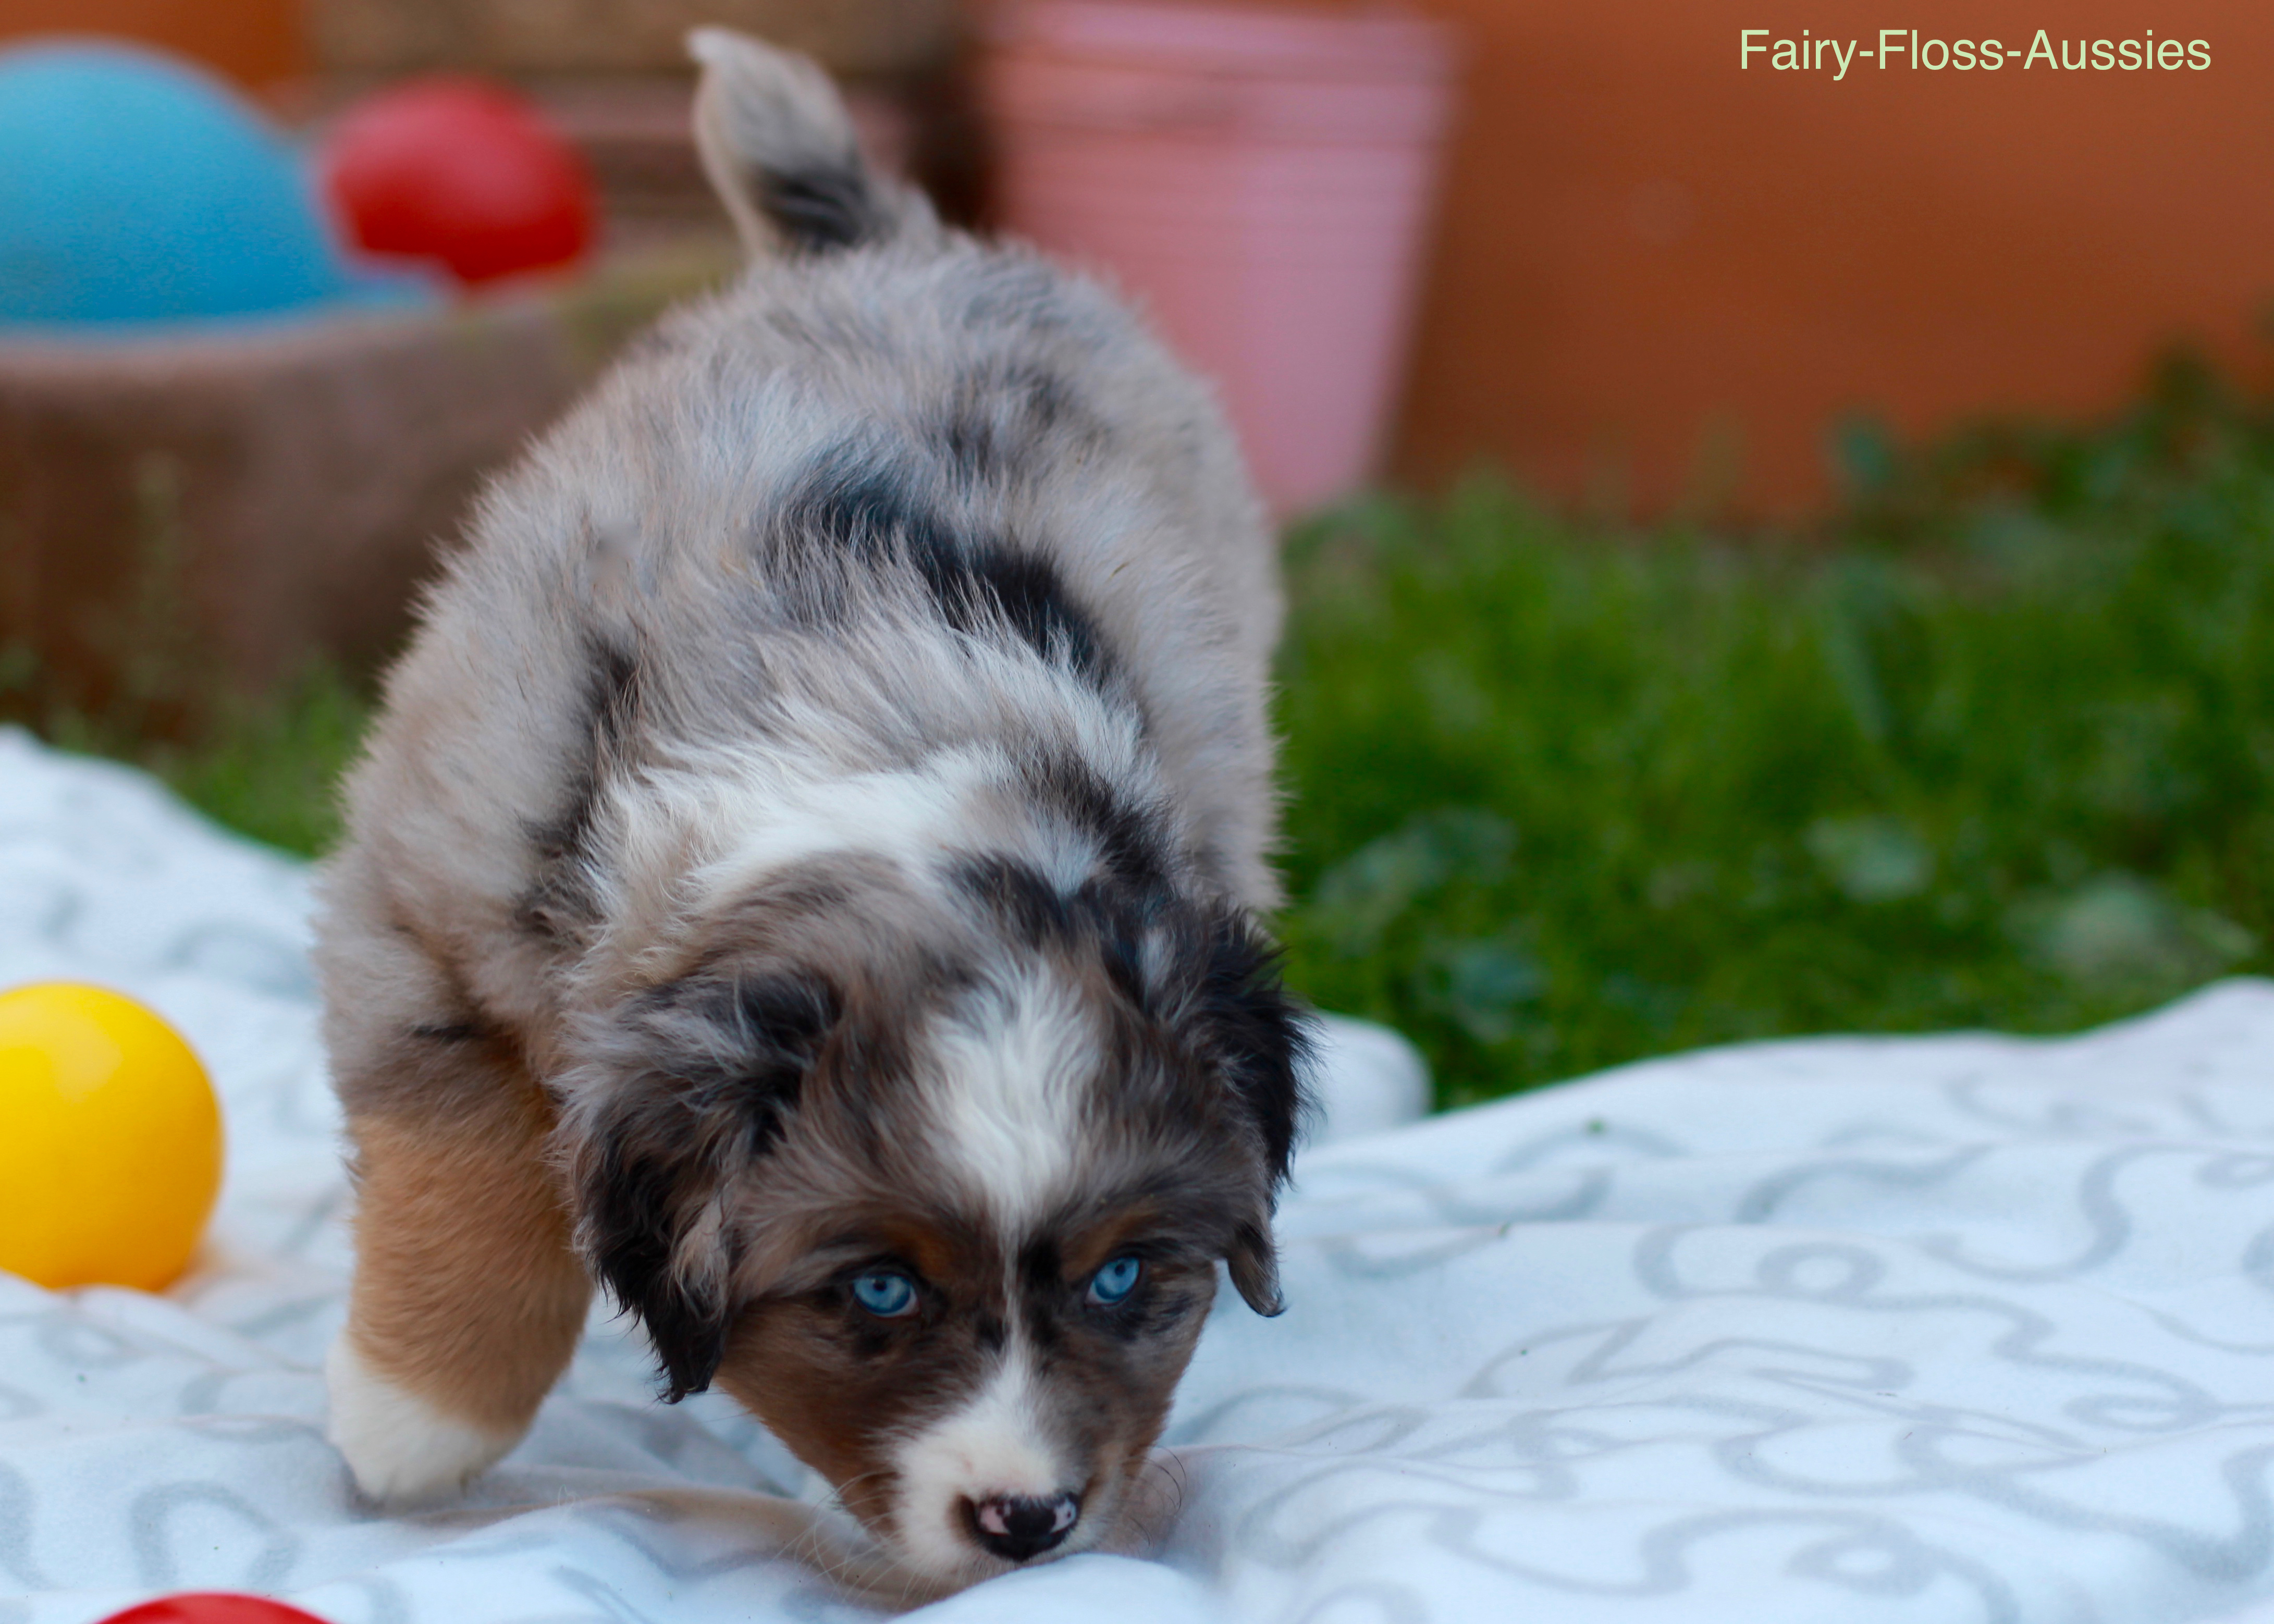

5,724,2274,1624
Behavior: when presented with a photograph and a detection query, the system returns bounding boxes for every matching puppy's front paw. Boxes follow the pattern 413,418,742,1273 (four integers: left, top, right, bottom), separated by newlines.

325,1333,519,1505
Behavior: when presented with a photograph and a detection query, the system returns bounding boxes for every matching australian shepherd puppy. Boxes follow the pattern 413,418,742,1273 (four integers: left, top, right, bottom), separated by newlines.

315,26,1309,1594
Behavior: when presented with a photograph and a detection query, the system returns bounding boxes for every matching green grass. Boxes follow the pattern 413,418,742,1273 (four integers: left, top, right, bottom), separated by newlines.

145,664,373,857
29,353,2274,1106
1276,354,2274,1104
24,663,372,860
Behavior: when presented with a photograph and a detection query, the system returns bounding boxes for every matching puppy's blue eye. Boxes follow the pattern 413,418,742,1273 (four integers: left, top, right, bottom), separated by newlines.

1087,1255,1142,1306
851,1270,917,1318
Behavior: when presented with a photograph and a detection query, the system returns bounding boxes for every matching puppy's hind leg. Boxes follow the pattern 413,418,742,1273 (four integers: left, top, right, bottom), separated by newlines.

328,1055,590,1505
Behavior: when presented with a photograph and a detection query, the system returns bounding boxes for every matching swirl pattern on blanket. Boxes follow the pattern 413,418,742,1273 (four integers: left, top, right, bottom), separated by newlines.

4,725,2274,1624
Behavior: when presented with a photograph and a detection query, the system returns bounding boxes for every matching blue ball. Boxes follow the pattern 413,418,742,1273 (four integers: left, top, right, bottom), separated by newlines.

0,41,421,328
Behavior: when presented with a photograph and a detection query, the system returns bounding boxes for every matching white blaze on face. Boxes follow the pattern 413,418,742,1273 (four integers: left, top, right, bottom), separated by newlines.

890,1334,1071,1577
888,971,1097,1576
928,969,1095,1227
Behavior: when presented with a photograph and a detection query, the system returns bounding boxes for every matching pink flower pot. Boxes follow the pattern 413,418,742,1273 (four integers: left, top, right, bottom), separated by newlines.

982,0,1456,515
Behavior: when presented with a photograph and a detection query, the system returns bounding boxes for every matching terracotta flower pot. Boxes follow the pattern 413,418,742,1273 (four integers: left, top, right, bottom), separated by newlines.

982,0,1456,515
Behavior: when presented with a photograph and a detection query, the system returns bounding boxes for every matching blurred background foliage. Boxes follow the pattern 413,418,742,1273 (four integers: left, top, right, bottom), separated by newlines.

13,351,2273,1107
1275,352,2274,1103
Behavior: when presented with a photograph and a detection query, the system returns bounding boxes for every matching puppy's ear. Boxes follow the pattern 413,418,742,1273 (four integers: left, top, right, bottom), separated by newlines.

1190,912,1316,1190
569,971,838,1399
1169,909,1314,1317
1226,1219,1286,1318
581,1106,739,1401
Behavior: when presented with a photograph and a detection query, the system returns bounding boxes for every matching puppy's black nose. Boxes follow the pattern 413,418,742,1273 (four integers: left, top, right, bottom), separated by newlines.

966,1491,1080,1561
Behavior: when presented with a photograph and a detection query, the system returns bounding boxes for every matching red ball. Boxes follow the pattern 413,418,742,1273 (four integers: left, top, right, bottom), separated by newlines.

96,1596,332,1624
318,77,595,286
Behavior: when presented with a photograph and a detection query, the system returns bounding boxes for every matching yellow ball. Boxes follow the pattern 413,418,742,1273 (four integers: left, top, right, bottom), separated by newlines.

0,982,224,1291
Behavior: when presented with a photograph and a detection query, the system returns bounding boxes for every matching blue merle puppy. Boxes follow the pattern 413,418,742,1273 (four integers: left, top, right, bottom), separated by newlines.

316,27,1309,1595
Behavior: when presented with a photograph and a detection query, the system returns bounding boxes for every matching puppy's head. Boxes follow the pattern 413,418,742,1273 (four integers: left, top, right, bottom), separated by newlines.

557,852,1307,1586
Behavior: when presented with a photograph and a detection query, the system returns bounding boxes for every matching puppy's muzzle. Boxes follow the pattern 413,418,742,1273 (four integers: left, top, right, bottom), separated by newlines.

964,1490,1080,1561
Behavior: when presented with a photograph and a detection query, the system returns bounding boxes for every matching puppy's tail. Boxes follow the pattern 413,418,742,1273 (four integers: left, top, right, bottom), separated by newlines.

688,27,912,257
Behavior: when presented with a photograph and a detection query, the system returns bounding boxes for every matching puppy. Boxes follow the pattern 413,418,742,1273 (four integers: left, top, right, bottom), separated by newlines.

315,27,1309,1593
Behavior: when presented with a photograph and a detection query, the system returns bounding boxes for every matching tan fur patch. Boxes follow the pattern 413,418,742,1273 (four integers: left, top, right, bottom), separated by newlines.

342,1081,591,1434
